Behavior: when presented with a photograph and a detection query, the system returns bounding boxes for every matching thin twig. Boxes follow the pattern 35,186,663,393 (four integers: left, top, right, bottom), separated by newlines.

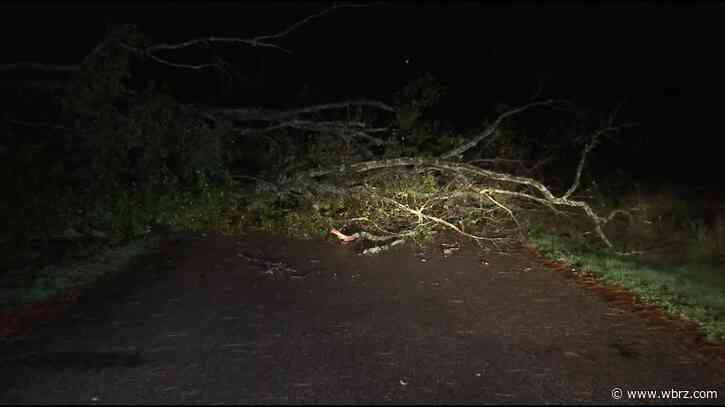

483,192,524,240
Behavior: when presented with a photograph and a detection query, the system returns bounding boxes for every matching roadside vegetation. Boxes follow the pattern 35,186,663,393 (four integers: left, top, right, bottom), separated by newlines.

1,20,723,343
524,182,725,342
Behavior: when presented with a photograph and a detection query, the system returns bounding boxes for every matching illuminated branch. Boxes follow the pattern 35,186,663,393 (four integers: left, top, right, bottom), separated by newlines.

381,196,504,242
291,150,629,247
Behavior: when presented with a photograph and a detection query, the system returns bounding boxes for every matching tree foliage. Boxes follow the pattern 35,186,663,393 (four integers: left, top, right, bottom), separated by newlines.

60,25,228,193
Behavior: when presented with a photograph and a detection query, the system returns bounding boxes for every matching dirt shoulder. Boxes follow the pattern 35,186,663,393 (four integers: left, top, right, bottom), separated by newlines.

1,231,723,403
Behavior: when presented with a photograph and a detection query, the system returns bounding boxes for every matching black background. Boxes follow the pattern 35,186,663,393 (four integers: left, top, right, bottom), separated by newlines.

2,3,723,185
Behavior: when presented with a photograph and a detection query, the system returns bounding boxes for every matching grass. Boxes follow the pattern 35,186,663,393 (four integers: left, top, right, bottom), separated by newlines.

525,184,725,343
0,235,161,308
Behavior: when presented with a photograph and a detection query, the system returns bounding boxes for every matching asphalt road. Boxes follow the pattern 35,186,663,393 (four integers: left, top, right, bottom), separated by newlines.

1,232,723,404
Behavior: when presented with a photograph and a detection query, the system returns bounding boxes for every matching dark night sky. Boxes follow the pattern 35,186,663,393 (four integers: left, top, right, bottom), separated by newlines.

2,3,724,184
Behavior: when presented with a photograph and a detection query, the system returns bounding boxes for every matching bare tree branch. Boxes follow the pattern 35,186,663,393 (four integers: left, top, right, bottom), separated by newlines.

118,43,219,70
562,123,637,200
440,99,567,160
139,3,367,56
483,191,524,239
252,3,370,48
239,119,389,145
215,99,397,121
0,62,79,73
118,3,373,70
0,27,123,74
2,4,372,74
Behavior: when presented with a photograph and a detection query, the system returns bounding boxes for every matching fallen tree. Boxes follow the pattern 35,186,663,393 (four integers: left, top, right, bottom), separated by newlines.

1,4,633,254
266,101,634,250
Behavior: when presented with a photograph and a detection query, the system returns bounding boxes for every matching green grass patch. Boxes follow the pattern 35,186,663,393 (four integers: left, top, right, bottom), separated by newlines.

1,237,156,308
528,230,725,343
0,174,247,309
88,175,247,242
